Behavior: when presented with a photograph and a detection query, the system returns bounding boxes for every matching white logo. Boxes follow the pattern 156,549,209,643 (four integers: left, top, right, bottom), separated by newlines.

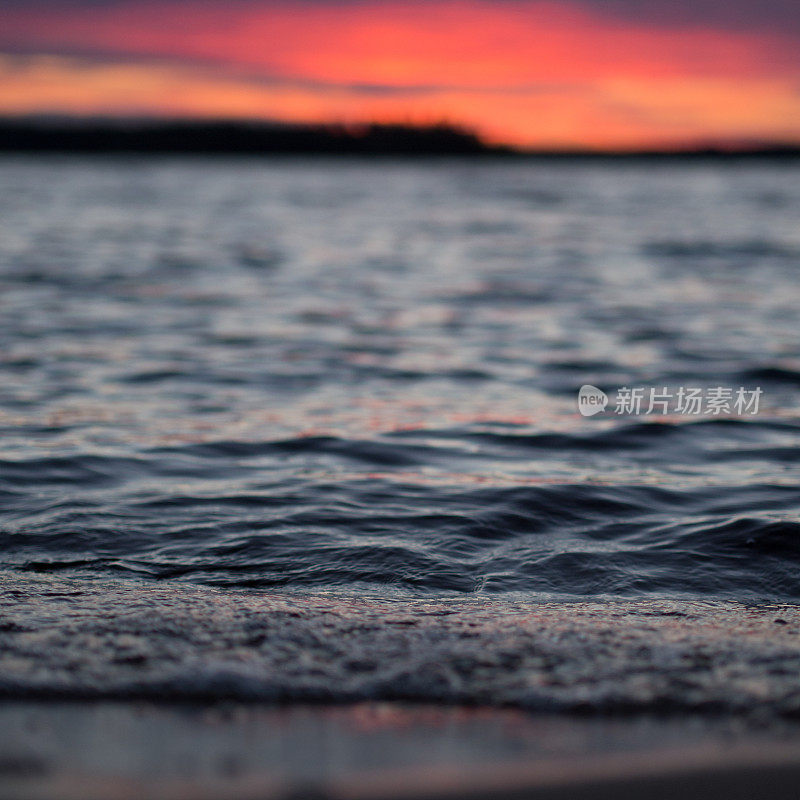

578,385,608,416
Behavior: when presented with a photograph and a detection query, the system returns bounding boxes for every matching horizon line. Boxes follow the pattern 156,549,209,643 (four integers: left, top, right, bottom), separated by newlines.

1,115,799,157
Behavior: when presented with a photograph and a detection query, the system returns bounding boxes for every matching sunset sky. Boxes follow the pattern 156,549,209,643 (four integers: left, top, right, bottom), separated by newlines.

2,0,799,149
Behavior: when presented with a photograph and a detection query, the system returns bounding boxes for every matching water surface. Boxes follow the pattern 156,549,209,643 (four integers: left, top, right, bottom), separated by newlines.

2,157,800,709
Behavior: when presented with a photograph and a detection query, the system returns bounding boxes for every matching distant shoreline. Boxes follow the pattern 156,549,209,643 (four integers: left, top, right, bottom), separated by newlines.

1,119,798,158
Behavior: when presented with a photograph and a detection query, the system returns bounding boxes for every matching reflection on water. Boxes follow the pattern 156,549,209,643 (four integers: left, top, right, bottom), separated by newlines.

1,157,800,596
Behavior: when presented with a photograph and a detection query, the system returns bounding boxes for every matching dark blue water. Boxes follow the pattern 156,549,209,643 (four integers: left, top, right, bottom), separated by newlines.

2,156,800,600
4,156,800,711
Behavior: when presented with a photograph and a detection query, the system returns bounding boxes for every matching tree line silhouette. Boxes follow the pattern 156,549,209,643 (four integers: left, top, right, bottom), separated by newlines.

0,118,796,157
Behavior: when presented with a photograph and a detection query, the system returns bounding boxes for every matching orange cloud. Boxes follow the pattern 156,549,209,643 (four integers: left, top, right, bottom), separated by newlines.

2,1,798,148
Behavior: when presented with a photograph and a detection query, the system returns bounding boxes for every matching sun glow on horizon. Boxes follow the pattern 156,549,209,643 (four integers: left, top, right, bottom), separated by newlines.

1,1,798,149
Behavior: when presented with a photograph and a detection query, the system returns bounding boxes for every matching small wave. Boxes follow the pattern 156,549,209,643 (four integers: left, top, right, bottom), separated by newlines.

3,466,800,595
0,455,146,487
393,418,794,455
2,418,800,596
737,365,800,386
643,239,797,259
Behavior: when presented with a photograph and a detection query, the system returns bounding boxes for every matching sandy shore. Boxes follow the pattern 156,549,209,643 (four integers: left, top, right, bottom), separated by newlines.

5,573,800,715
2,702,800,800
5,574,800,798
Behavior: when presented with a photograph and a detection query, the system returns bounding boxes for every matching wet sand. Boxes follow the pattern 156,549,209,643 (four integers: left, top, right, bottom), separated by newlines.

2,702,800,800
4,573,800,798
4,573,800,714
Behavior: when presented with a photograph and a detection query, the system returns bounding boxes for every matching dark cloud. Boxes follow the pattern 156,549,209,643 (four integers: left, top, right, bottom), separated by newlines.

0,49,587,100
4,0,799,35
580,0,800,33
